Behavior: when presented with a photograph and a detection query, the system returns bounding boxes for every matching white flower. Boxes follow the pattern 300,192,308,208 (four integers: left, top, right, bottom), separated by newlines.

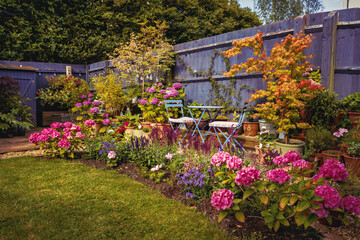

108,151,116,159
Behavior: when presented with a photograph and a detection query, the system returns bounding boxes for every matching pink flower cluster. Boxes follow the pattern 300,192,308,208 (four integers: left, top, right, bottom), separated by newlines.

342,196,360,215
316,159,348,182
333,128,348,137
273,150,301,166
103,119,111,125
84,119,96,127
146,87,156,93
265,168,291,184
315,185,341,209
211,189,234,211
211,151,231,167
310,204,330,218
150,97,159,105
89,107,99,114
139,99,148,105
227,156,243,170
235,166,260,186
292,159,309,169
173,82,182,89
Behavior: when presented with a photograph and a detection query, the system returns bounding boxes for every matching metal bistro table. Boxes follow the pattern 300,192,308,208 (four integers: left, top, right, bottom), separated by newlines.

188,105,224,142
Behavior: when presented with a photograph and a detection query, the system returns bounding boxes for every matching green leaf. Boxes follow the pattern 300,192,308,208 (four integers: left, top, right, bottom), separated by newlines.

242,189,255,200
261,210,272,217
214,171,225,177
310,203,321,210
295,213,306,226
312,196,324,202
235,212,245,223
276,212,286,220
233,199,242,204
280,219,290,226
279,197,289,210
273,220,280,232
296,201,310,212
253,181,267,191
76,116,83,121
232,204,240,211
304,213,318,229
289,196,298,205
221,179,231,185
259,195,269,205
218,211,228,223
264,215,274,224
268,183,278,191
69,152,74,158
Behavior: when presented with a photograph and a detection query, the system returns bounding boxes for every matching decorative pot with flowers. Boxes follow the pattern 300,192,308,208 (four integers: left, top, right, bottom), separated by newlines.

340,92,360,128
321,127,348,161
222,31,324,148
341,123,360,176
138,82,185,124
210,150,360,232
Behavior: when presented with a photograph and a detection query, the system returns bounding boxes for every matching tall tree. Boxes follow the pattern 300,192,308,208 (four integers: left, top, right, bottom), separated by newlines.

0,0,261,64
256,0,324,23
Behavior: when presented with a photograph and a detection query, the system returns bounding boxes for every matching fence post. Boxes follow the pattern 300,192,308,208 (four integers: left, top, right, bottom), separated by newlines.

321,11,339,92
293,15,307,34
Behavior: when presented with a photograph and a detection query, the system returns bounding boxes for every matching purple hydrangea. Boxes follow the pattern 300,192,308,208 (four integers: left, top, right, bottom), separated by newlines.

89,107,99,114
163,94,169,99
273,155,291,166
211,189,234,211
211,151,231,167
265,168,291,184
317,159,349,182
159,89,166,94
139,99,148,105
150,97,159,104
103,113,109,118
235,166,260,186
315,185,341,209
75,103,82,108
311,203,329,218
283,150,301,162
88,93,93,97
342,196,360,215
92,101,102,106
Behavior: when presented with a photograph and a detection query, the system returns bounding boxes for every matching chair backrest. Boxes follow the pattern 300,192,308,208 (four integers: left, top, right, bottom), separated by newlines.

233,106,247,131
164,100,184,119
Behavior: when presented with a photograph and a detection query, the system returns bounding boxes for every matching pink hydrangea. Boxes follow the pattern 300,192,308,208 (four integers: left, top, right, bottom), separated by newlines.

173,82,182,89
315,185,341,209
62,132,73,140
37,134,49,143
211,151,231,167
169,90,179,97
80,94,87,99
89,107,99,114
166,87,174,90
311,203,329,218
211,189,234,211
88,93,93,97
92,101,102,106
273,156,291,166
108,151,116,159
227,156,243,170
75,132,86,138
318,159,348,182
235,166,260,186
29,132,40,144
139,99,148,105
338,128,348,134
63,128,71,133
50,122,63,129
342,196,360,215
163,94,169,99
58,139,71,148
103,119,111,125
159,89,166,94
146,87,156,93
103,113,109,118
63,122,73,128
84,119,96,127
150,97,159,104
83,100,91,105
75,103,82,108
49,130,61,138
265,168,291,184
292,159,309,169
283,150,301,162
70,125,81,132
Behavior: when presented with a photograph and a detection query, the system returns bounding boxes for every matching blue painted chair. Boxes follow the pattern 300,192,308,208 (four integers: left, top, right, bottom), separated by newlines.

164,100,195,147
208,107,247,154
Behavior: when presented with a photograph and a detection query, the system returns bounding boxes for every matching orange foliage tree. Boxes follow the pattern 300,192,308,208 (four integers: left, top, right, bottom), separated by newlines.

222,32,324,144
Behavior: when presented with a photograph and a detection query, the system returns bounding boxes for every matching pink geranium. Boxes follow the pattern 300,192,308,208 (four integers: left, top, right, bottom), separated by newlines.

211,189,234,211
235,166,260,186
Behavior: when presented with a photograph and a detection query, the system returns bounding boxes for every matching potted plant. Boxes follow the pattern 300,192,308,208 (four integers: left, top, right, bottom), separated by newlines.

242,105,259,137
0,75,33,137
116,110,143,136
340,92,360,128
344,142,360,176
222,32,324,154
303,126,333,164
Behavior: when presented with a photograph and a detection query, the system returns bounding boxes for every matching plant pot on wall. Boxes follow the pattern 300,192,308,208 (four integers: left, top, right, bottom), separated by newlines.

321,150,343,163
344,154,360,177
274,139,305,155
243,122,259,137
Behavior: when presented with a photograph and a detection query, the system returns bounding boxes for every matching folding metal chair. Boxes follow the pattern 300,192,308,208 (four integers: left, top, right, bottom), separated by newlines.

164,100,195,148
208,107,247,153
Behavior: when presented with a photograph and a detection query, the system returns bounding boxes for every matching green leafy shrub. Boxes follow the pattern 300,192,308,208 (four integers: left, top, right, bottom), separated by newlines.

341,92,360,112
303,126,334,159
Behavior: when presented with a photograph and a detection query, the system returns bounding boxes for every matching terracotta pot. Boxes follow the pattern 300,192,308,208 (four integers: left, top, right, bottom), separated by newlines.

348,112,360,128
274,139,305,155
140,121,154,129
292,132,306,142
94,122,103,132
243,122,259,137
321,150,344,163
344,154,360,177
154,123,171,131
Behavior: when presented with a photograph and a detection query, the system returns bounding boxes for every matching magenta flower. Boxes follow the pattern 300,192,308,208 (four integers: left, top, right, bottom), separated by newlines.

49,130,61,139
338,128,348,134
163,94,169,99
211,189,234,211
315,185,341,209
92,101,102,106
58,139,71,148
156,82,163,87
311,203,329,218
169,90,179,97
88,93,93,97
211,151,231,167
63,122,73,128
159,89,166,94
37,134,49,143
139,99,148,105
333,131,342,137
75,132,86,138
103,113,109,118
103,119,111,125
342,196,360,215
273,156,291,166
80,94,87,99
226,156,243,170
84,119,96,127
146,87,156,93
292,159,309,169
265,168,291,184
62,132,73,140
50,122,63,129
173,82,182,89
70,125,81,132
75,103,82,108
318,159,348,182
283,151,301,162
29,132,40,144
150,97,159,104
83,101,91,105
89,107,99,114
166,87,174,90
108,151,116,159
235,166,260,186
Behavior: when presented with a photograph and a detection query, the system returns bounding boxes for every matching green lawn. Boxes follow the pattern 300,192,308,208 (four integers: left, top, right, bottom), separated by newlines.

0,157,231,240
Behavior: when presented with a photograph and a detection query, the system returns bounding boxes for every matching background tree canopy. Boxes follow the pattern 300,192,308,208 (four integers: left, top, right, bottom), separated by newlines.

0,0,260,64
